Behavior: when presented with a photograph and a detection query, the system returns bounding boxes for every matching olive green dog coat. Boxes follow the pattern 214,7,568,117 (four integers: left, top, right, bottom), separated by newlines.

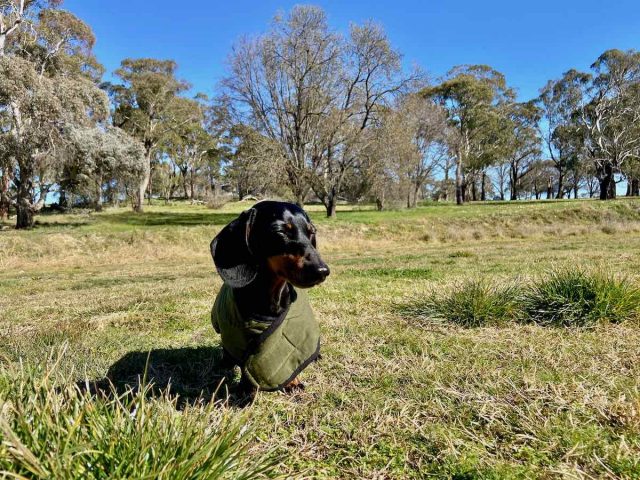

211,284,320,391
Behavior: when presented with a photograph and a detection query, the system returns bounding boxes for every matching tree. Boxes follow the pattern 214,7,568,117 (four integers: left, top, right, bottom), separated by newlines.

538,70,589,199
65,126,145,210
306,20,411,217
222,5,411,216
161,96,218,202
539,50,640,200
0,0,108,228
423,65,515,204
580,50,640,199
503,101,542,200
373,95,449,208
110,58,189,212
224,124,286,200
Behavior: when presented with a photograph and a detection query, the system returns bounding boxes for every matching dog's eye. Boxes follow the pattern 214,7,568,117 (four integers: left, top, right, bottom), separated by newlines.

274,222,295,239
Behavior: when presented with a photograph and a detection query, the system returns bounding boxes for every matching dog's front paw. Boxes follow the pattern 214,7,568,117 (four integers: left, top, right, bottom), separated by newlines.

282,377,305,393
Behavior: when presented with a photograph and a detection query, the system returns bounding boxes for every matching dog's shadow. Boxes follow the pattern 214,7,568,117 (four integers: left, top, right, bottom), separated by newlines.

82,345,255,409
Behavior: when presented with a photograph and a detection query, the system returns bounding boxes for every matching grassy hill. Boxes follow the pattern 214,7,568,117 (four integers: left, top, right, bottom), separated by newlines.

1,199,639,478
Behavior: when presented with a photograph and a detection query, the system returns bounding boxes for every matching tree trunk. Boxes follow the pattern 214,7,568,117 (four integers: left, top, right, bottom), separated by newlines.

95,178,103,212
509,164,517,200
134,151,152,212
480,172,486,201
608,177,616,199
632,178,640,197
455,154,464,205
471,180,478,202
599,163,615,200
182,174,189,200
410,183,420,208
546,177,553,199
147,164,154,206
0,170,10,220
443,166,449,201
325,193,337,218
556,172,565,199
15,169,34,229
189,169,195,202
376,197,384,211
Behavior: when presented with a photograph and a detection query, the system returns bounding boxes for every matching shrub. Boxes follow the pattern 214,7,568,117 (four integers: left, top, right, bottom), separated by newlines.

206,194,230,210
521,269,640,327
0,353,278,479
406,280,521,327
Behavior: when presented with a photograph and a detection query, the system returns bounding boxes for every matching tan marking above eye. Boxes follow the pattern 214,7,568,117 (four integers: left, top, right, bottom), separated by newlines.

285,223,293,230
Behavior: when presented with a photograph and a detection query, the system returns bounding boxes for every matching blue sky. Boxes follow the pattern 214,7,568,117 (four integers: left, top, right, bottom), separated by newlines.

64,0,639,102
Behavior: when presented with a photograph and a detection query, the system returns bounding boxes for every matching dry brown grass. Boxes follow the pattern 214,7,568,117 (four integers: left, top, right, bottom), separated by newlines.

1,199,640,477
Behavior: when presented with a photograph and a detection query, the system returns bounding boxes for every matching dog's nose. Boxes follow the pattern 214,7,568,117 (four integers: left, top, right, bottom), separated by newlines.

317,265,330,278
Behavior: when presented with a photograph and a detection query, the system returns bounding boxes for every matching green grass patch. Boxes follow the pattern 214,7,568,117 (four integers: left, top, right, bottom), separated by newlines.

402,269,640,328
521,269,640,327
348,267,435,279
0,350,277,479
402,280,522,327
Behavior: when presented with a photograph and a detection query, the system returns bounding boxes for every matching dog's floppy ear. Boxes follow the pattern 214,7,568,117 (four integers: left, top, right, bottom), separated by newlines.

210,208,257,288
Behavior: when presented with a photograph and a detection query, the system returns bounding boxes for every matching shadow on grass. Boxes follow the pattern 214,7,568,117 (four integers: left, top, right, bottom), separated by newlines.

81,346,255,408
102,211,238,227
33,220,92,229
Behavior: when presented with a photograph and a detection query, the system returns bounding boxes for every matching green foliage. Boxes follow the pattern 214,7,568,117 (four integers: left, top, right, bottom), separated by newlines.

406,279,522,327
521,269,640,327
0,351,278,479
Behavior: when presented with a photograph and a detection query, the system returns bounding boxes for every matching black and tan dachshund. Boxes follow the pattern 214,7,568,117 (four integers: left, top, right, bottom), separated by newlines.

210,201,329,392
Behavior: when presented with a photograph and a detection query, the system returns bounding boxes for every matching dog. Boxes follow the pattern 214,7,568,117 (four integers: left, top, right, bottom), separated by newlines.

210,201,330,392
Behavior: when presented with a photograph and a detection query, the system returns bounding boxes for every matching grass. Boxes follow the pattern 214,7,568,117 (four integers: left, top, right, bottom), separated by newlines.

0,349,276,479
401,279,522,327
404,269,640,328
1,198,640,477
522,269,640,327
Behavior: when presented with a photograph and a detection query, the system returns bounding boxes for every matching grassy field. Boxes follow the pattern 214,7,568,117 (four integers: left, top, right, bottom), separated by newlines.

1,199,640,478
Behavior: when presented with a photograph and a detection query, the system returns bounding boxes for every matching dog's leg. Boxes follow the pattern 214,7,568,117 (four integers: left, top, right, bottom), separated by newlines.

282,376,305,393
219,348,237,369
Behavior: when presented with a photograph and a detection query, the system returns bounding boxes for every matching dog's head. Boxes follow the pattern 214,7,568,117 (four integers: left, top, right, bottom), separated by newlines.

211,201,330,289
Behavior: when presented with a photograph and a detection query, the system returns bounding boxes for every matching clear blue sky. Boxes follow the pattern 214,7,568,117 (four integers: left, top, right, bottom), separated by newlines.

64,0,639,102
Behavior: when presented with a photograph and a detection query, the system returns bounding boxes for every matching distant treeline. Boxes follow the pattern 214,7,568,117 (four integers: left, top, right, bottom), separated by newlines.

1,2,639,228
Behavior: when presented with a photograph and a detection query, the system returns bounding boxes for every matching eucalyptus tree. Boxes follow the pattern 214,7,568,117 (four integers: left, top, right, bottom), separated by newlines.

110,58,190,212
225,124,287,200
580,50,640,199
537,70,589,198
64,126,145,210
423,65,515,204
539,50,640,200
0,0,108,228
160,96,218,201
503,101,542,200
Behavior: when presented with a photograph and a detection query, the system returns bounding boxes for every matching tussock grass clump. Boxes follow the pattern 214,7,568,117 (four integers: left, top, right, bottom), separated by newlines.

0,352,277,479
521,269,640,327
407,280,522,327
404,269,640,328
